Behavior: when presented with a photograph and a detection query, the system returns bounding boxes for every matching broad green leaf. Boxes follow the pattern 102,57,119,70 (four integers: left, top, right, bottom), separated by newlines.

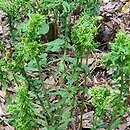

39,53,47,66
24,60,38,71
84,87,88,96
39,23,49,34
48,98,66,113
59,118,74,124
49,125,57,130
2,79,7,91
62,1,70,12
62,108,71,118
110,118,121,129
81,64,90,75
46,38,65,52
59,61,65,72
58,118,74,130
36,119,48,127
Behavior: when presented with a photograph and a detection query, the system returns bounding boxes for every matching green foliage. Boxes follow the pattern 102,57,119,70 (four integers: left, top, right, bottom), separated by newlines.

102,30,130,99
89,86,128,130
102,30,130,75
27,13,48,36
0,0,31,15
0,42,14,91
46,38,65,52
0,57,8,91
0,0,18,17
85,0,101,15
72,15,101,51
71,14,101,130
12,11,75,129
16,13,48,62
89,86,111,129
7,85,36,130
91,30,130,130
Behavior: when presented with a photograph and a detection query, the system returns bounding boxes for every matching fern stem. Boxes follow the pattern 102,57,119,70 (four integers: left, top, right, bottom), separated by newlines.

13,74,20,87
80,52,89,130
35,57,51,108
120,73,124,98
79,56,83,130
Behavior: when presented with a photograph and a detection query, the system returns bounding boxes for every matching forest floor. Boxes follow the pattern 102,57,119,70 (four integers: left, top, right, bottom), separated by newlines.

0,0,130,130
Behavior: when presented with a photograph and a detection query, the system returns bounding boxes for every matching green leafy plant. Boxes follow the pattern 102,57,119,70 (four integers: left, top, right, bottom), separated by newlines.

89,86,111,129
85,0,101,15
4,12,75,130
89,30,130,130
102,30,130,102
7,85,36,130
102,30,130,129
89,86,128,130
71,14,101,130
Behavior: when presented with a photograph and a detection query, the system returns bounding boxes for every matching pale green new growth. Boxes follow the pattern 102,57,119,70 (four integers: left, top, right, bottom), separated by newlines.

7,86,36,130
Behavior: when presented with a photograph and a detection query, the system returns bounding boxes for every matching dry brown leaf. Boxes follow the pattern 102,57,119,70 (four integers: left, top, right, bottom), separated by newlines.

103,0,110,3
0,104,5,116
0,125,4,130
121,1,130,13
88,58,94,66
119,22,127,30
45,75,55,85
4,126,13,130
5,43,11,50
104,2,116,10
126,117,130,126
0,26,3,34
0,90,6,99
105,21,114,29
82,111,94,128
82,58,94,65
118,123,127,130
7,88,17,93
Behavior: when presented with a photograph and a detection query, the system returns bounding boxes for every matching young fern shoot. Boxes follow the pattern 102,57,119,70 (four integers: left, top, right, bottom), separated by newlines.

72,14,101,129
